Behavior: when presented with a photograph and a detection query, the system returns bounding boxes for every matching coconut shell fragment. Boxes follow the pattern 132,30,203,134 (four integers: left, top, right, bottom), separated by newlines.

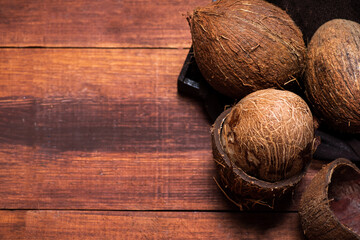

299,158,360,240
305,19,360,134
211,89,318,209
188,0,306,99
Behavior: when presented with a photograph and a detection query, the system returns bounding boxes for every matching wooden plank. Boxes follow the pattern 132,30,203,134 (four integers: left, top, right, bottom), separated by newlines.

0,98,210,153
0,210,305,240
0,0,208,48
0,148,226,210
0,48,188,99
0,48,327,210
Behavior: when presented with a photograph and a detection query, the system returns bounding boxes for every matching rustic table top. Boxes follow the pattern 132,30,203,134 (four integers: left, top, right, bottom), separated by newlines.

0,1,326,239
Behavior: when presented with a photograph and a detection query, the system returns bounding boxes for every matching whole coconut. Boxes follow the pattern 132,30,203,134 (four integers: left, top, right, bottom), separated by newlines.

299,158,360,240
221,89,315,182
188,0,306,99
211,89,318,209
305,19,360,134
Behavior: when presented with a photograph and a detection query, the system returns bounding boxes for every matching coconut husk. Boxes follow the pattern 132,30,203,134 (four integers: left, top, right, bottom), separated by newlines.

299,158,360,240
211,108,313,209
221,89,316,182
188,0,306,99
305,19,360,134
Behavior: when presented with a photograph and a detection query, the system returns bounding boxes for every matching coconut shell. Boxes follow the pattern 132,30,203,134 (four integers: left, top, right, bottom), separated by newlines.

305,19,360,134
188,0,306,99
221,89,316,182
299,158,360,240
211,103,315,209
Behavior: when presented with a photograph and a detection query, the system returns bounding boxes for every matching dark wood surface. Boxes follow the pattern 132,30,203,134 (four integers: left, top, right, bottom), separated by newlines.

0,0,327,239
1,211,305,240
0,0,204,48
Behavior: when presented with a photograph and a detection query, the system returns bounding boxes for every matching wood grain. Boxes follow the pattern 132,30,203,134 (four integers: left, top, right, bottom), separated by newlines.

0,147,224,210
0,0,208,48
0,48,218,210
0,48,188,99
0,210,305,240
0,143,323,210
0,48,210,153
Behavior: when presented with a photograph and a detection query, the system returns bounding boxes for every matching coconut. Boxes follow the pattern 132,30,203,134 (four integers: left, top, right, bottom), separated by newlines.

211,89,318,209
188,0,306,99
305,19,360,134
299,158,360,240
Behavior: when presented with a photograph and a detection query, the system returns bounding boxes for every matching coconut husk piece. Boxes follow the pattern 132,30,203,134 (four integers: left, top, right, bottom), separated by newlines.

299,158,360,240
211,108,313,210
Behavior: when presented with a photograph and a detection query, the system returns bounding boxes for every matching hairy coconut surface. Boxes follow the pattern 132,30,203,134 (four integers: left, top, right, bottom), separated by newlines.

299,158,360,240
221,89,315,182
188,0,306,99
305,19,360,134
211,105,313,209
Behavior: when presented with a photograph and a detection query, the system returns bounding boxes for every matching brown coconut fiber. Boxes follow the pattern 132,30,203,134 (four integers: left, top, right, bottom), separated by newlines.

188,0,306,99
305,19,360,134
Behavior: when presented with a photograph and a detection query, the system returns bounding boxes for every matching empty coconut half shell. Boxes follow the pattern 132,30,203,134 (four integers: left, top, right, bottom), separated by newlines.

211,108,313,209
299,158,360,240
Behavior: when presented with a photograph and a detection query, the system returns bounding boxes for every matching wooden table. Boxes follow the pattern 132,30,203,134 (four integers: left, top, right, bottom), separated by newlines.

0,1,324,239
